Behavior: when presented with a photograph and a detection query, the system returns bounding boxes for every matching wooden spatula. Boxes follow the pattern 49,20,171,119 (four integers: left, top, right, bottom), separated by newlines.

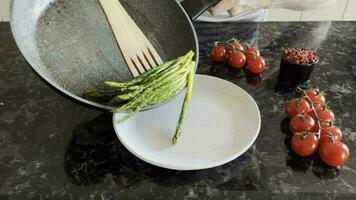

99,0,163,77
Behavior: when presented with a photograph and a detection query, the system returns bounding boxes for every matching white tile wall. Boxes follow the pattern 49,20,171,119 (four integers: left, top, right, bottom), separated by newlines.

0,0,355,22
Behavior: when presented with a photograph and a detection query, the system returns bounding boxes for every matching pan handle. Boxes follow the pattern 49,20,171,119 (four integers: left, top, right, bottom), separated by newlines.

180,0,221,20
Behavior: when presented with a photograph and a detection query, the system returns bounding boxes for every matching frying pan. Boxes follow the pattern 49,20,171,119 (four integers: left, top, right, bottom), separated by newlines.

10,0,219,110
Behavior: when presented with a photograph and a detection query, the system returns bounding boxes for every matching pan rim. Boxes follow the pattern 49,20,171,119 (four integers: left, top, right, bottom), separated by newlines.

9,0,199,111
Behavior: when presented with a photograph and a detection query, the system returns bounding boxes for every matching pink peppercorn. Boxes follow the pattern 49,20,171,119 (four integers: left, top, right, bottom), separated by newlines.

283,48,317,65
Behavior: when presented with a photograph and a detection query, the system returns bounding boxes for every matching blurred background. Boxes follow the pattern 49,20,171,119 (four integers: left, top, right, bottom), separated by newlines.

0,0,356,21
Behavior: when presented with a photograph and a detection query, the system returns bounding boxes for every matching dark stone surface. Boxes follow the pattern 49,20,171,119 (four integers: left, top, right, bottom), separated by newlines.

1,21,356,199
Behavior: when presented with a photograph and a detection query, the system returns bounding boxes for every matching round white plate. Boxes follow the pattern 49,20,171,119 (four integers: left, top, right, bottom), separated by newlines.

113,75,261,170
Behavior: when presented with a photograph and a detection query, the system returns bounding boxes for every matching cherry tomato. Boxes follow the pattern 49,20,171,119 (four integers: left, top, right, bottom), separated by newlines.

289,114,315,133
306,103,322,119
285,98,311,119
248,56,265,74
228,51,246,69
308,103,322,132
320,121,333,128
301,89,326,104
291,132,319,156
310,123,318,132
319,142,349,167
312,102,323,111
226,42,244,58
245,47,260,63
310,114,333,132
311,120,334,133
316,108,335,122
320,126,343,145
211,45,226,62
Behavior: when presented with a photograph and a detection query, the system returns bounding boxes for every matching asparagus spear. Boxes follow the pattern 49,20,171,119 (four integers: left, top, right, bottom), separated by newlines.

172,62,194,144
109,54,193,106
113,61,190,113
106,59,176,88
83,51,195,144
104,51,192,89
148,74,187,105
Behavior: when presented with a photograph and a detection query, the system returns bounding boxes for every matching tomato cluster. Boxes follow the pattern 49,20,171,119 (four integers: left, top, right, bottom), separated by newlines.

211,38,265,74
284,88,349,167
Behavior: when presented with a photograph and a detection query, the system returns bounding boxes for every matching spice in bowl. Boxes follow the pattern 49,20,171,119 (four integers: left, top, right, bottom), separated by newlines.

283,48,318,65
275,48,319,93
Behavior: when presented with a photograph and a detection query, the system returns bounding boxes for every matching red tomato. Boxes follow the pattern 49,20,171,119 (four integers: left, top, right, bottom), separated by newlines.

309,104,323,132
310,122,319,132
320,121,333,128
291,132,319,156
245,47,260,63
248,56,265,74
310,108,334,132
289,114,315,133
319,142,349,167
313,103,323,111
228,51,246,69
306,103,322,119
320,126,343,145
316,108,335,122
211,45,226,62
301,89,326,104
226,42,244,58
311,120,333,133
285,98,311,119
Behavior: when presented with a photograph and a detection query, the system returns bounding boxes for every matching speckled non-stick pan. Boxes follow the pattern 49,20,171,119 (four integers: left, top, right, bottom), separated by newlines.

10,0,218,110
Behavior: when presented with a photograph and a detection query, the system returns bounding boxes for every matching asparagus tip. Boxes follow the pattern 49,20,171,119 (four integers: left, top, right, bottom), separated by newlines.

172,129,181,145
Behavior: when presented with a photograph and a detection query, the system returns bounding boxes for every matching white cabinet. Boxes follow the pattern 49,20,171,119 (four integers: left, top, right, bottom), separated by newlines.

268,0,352,21
0,0,10,21
344,0,356,20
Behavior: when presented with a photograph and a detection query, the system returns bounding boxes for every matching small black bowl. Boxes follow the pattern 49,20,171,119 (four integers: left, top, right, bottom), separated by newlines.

275,52,319,93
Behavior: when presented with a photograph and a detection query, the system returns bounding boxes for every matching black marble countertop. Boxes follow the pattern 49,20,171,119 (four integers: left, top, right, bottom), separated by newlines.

1,21,356,199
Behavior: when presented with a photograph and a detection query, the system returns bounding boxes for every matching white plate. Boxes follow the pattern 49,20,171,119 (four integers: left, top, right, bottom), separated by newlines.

113,75,261,170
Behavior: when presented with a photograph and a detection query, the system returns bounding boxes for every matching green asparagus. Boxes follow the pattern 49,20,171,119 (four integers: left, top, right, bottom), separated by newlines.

82,51,195,144
172,62,194,144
